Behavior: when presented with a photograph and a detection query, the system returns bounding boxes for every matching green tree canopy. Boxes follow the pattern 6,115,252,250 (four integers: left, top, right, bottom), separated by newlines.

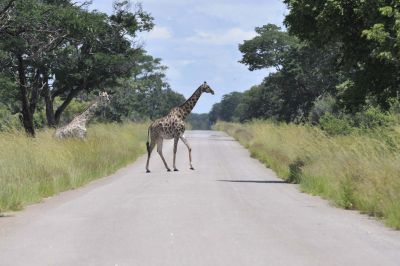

284,0,400,111
0,0,154,135
239,24,298,71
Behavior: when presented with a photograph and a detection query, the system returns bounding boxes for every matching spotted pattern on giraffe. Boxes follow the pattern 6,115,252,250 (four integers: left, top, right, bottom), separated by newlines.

145,82,214,172
54,92,110,139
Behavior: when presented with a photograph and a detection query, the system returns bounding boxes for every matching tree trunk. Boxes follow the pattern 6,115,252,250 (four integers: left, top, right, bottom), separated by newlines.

42,73,56,127
17,55,35,136
54,88,79,125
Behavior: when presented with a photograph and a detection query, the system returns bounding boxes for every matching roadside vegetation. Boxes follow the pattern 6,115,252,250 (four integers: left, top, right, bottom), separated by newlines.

0,123,147,212
210,1,400,229
216,120,400,229
0,0,187,212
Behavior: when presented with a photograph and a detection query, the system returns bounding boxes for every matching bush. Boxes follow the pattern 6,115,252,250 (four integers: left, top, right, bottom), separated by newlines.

319,113,353,136
288,158,305,184
353,106,395,130
0,106,22,131
309,94,337,124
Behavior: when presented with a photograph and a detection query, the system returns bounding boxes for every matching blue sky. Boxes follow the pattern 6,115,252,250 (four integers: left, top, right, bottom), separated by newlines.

90,0,287,113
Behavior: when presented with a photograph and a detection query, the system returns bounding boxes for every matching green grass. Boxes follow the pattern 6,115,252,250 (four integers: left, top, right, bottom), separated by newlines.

0,123,147,212
215,121,400,229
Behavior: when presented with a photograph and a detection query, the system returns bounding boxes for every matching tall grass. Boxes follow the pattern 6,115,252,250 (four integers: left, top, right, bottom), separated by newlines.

215,121,400,229
0,123,147,212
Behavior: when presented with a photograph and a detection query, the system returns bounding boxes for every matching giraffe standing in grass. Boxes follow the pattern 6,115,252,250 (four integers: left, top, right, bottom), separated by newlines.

54,92,110,139
146,82,214,173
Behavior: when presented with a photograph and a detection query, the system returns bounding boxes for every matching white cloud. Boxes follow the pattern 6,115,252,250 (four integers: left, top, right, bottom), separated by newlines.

195,2,287,27
186,28,256,45
147,26,172,40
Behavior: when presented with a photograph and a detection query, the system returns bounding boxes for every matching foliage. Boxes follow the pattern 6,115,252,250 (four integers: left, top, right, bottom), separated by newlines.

216,121,400,229
0,104,21,131
186,113,210,130
105,52,185,122
239,24,298,71
319,113,353,136
353,106,395,130
308,94,338,124
0,0,155,135
0,122,147,212
211,23,340,124
284,0,400,111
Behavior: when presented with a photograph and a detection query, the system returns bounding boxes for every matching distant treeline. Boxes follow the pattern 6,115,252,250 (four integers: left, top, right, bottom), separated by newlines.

0,0,185,136
210,1,400,131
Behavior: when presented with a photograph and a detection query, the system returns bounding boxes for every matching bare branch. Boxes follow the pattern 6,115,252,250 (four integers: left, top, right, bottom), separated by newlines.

0,0,15,17
0,0,15,33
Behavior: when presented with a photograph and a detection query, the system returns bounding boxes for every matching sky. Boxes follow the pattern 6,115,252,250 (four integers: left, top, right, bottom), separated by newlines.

89,0,287,113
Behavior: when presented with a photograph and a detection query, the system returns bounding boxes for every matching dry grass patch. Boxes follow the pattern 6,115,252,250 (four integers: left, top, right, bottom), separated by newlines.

215,121,400,229
0,123,147,212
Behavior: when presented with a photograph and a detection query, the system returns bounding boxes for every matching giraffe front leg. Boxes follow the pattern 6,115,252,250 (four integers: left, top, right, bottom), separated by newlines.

146,140,156,173
173,136,179,171
180,135,194,170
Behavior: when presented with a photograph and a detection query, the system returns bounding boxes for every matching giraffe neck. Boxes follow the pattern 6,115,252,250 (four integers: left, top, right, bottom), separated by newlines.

179,87,202,120
74,101,99,125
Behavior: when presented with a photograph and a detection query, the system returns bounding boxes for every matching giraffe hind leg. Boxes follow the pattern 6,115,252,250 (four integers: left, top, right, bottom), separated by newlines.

146,140,156,173
157,139,171,172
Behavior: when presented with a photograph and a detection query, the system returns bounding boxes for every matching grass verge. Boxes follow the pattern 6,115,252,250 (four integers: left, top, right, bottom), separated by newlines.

0,123,147,212
215,121,400,229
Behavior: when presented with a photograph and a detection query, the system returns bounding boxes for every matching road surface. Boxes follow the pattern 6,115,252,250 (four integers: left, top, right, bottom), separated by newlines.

0,131,399,266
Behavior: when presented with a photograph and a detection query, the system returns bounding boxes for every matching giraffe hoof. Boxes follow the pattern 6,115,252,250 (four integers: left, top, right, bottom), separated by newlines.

174,169,179,171
167,169,171,172
146,170,150,173
190,167,195,170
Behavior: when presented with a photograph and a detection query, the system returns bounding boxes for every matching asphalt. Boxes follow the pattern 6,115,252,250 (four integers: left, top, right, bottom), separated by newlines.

0,130,399,266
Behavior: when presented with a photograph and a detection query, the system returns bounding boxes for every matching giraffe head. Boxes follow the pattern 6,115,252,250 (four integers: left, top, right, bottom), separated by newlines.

200,81,214,95
98,91,110,105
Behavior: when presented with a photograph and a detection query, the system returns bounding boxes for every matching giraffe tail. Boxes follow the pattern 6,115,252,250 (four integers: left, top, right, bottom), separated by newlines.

146,127,150,156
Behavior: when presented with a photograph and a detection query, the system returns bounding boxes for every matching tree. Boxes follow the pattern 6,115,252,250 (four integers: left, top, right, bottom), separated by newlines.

46,1,154,126
105,52,185,122
0,0,72,135
218,92,243,122
239,24,298,71
209,102,222,124
0,0,154,135
238,24,339,122
284,0,400,111
186,113,210,130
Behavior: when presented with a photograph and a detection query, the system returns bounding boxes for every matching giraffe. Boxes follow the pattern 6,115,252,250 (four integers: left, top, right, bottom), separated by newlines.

54,92,110,139
145,82,214,173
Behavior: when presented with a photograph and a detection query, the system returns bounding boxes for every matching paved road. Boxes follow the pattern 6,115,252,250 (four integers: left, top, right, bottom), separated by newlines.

1,131,399,266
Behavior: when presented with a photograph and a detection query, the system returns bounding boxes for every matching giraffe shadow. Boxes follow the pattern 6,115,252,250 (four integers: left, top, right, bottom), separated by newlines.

217,179,288,184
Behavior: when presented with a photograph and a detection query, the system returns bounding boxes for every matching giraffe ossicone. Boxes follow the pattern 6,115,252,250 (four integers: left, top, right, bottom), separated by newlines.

145,82,215,173
54,91,110,139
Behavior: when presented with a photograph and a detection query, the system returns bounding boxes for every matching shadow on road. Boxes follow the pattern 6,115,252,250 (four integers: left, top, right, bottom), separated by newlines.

217,180,288,184
0,213,13,218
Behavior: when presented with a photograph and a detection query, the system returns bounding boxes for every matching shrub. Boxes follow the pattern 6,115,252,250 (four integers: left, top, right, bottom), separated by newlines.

309,94,337,124
288,158,305,184
319,113,353,136
0,106,22,131
353,106,395,130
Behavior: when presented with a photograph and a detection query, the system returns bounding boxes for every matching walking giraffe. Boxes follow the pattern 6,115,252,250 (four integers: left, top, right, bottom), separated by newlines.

145,82,214,173
54,92,110,139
